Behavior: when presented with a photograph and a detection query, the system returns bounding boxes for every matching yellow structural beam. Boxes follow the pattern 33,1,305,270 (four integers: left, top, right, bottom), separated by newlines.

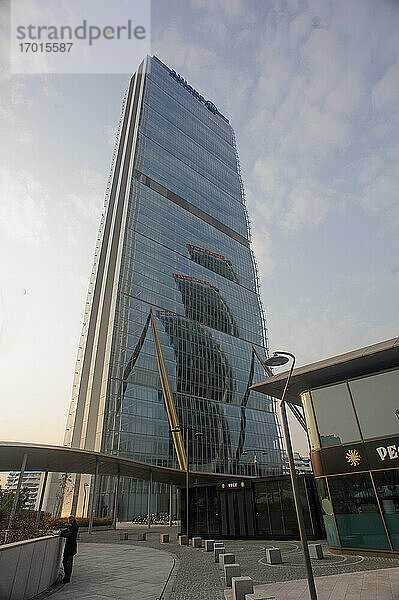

150,309,187,471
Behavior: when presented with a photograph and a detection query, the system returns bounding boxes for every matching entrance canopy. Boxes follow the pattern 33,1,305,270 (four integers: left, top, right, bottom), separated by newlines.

0,441,252,488
250,336,399,404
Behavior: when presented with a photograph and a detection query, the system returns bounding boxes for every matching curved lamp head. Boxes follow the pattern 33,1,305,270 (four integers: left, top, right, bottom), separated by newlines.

264,353,290,367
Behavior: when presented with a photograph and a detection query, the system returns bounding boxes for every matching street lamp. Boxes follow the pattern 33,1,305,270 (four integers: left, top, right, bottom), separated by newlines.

82,483,89,518
171,426,203,544
264,351,318,600
241,449,268,477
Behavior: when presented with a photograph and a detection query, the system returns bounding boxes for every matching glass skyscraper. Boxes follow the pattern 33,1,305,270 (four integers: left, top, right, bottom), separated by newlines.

62,56,283,520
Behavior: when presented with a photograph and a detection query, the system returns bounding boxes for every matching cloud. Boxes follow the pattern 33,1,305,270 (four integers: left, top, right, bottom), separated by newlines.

191,0,245,17
15,129,34,146
241,0,399,240
103,124,117,147
64,168,106,244
246,188,275,280
360,170,399,228
0,165,48,244
372,60,399,112
283,181,332,231
251,157,343,232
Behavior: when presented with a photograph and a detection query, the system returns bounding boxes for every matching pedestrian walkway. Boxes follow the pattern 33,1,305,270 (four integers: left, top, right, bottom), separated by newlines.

37,531,399,600
224,566,399,600
48,543,177,600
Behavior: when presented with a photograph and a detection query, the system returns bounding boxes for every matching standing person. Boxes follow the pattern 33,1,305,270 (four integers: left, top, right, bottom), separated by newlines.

60,515,78,584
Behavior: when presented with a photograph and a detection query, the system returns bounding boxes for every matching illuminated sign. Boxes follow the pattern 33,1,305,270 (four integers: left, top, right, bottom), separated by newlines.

187,244,232,265
156,310,178,317
221,481,246,489
346,449,361,466
169,69,218,114
376,444,399,461
311,435,399,477
173,273,219,292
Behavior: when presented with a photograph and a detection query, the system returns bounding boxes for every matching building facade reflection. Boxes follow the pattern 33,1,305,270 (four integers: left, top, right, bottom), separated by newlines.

61,55,283,520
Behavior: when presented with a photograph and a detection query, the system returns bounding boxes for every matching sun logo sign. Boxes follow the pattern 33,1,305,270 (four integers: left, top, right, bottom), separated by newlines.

346,449,361,467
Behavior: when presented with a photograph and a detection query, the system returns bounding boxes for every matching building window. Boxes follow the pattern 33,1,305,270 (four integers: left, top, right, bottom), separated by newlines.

301,392,319,449
327,473,390,550
373,469,399,551
311,383,360,447
315,478,340,547
349,369,399,440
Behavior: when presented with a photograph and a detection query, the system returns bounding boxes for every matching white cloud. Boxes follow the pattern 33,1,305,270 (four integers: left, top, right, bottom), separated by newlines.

252,158,342,232
360,171,399,227
0,165,48,243
239,0,399,241
191,0,245,17
283,181,331,231
251,225,275,280
15,129,34,146
63,168,106,244
372,60,399,112
103,124,117,147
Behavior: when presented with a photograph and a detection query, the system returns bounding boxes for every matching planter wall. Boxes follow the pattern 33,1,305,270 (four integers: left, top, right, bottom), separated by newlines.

0,535,64,600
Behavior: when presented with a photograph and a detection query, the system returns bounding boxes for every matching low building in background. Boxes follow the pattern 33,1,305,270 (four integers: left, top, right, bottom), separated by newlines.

252,336,399,557
293,452,312,474
6,471,44,510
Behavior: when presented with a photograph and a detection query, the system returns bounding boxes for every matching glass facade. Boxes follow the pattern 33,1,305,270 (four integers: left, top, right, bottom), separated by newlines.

254,477,318,538
373,470,399,550
311,383,361,448
327,473,389,550
303,366,399,555
185,476,323,539
64,56,283,520
349,370,399,440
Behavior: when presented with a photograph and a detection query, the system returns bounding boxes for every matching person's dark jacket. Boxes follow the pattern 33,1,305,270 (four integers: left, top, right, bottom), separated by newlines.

60,520,78,556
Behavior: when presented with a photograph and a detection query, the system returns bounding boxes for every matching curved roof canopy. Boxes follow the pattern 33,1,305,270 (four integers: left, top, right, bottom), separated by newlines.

0,441,252,488
250,337,399,405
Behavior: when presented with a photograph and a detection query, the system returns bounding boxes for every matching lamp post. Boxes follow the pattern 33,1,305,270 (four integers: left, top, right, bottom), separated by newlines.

264,351,318,600
241,449,268,477
83,483,89,518
172,426,203,544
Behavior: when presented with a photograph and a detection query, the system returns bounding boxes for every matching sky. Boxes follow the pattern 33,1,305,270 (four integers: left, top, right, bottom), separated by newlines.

1,0,399,466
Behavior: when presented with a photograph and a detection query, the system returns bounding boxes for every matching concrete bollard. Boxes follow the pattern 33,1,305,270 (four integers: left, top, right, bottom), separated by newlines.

192,536,202,548
204,539,215,552
219,553,236,570
214,546,226,562
265,547,282,564
309,543,324,559
246,595,276,600
224,563,241,587
178,534,188,545
120,532,129,540
160,533,169,543
137,532,146,541
231,576,253,600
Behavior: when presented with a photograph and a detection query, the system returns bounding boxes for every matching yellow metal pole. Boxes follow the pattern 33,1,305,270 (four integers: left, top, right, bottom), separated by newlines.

150,309,187,470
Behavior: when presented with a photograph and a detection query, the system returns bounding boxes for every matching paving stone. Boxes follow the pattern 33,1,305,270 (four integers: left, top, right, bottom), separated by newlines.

214,546,226,563
265,548,282,564
219,553,236,570
309,544,324,559
225,564,241,587
59,529,399,600
205,540,215,552
231,576,253,600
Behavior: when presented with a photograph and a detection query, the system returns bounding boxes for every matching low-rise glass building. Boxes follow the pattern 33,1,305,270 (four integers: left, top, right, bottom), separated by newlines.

252,337,399,556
